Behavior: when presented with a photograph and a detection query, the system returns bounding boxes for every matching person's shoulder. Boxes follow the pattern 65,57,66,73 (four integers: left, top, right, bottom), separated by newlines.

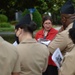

58,29,68,35
42,44,49,55
54,30,69,40
37,42,49,51
3,41,19,56
3,40,16,48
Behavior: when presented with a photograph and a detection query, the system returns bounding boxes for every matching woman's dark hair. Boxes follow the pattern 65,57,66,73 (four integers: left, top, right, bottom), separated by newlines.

69,28,75,44
15,21,37,34
42,15,52,28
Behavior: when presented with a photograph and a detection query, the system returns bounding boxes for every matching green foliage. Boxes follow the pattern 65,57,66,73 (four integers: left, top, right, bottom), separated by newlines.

0,9,6,14
2,34,15,43
33,9,42,29
22,9,30,15
10,20,18,25
0,14,8,23
22,8,42,29
1,0,75,25
0,22,11,28
36,0,48,14
0,22,14,32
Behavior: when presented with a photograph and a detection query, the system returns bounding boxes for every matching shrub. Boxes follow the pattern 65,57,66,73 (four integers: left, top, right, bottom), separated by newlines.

22,8,42,29
0,28,14,32
0,22,11,28
10,20,18,25
33,9,42,29
0,14,8,23
2,34,15,43
22,9,30,16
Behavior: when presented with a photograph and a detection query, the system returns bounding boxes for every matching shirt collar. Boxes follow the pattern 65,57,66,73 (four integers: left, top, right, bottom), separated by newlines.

66,22,73,30
20,39,37,44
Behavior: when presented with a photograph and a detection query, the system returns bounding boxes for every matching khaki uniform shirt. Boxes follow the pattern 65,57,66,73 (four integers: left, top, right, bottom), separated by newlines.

48,22,74,55
59,46,75,75
48,22,75,75
0,37,20,75
16,39,49,75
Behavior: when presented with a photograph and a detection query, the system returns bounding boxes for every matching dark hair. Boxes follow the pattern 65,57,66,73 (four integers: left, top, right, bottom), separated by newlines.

42,15,52,28
15,21,37,34
69,28,75,44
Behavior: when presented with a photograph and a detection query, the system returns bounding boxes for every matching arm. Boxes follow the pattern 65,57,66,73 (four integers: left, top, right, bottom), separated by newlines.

42,58,48,72
48,32,67,54
42,48,49,72
59,55,75,75
12,52,21,75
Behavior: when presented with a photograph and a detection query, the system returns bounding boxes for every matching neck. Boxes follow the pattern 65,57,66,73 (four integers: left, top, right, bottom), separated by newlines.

44,28,50,32
67,20,73,26
20,33,32,42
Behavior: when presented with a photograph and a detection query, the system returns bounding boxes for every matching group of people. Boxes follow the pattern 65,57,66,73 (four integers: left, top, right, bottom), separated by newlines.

0,0,75,75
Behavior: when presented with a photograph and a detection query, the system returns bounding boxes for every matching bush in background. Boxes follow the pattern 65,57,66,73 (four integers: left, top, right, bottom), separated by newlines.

33,9,42,29
22,9,30,15
0,22,14,32
2,34,15,43
0,14,8,23
0,22,11,28
10,20,18,26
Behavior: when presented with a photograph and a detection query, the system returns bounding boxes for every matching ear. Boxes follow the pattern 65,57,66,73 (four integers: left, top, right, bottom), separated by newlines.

16,28,22,37
63,16,66,22
19,28,22,33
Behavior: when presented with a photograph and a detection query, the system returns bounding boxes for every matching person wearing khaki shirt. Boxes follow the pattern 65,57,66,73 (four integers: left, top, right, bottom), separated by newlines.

59,47,75,75
48,0,75,60
59,24,75,75
15,14,49,75
48,0,75,75
0,36,20,75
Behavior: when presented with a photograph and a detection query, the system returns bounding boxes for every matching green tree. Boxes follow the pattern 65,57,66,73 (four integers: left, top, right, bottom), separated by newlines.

0,0,75,24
